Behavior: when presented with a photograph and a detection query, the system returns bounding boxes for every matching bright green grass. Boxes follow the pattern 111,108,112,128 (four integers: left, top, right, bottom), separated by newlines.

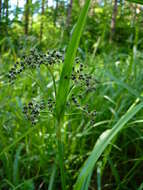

0,0,143,189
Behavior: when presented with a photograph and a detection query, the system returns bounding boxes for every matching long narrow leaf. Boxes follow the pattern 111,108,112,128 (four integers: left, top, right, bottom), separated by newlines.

13,144,24,185
126,0,143,4
74,101,143,190
55,0,91,120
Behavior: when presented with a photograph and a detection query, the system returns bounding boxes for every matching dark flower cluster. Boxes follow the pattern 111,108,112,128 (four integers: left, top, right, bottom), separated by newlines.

46,49,64,65
69,58,97,124
7,48,64,83
8,48,98,125
71,60,97,93
23,98,57,125
47,98,55,112
70,93,96,124
23,101,45,125
7,61,25,83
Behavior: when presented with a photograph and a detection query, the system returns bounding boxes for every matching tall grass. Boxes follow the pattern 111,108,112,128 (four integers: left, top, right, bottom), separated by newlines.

55,0,91,188
74,100,143,189
0,0,143,189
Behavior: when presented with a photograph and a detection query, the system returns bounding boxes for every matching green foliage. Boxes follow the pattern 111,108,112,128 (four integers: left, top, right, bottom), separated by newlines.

126,0,143,5
55,0,91,120
74,101,143,189
1,0,143,189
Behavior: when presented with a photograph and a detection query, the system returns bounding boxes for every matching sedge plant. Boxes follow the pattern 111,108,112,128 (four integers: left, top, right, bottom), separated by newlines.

4,1,92,189
1,0,143,189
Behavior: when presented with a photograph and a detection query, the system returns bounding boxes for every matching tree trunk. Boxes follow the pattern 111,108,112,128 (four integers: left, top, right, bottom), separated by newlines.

0,0,2,21
25,0,30,35
66,0,73,29
2,0,5,18
54,0,58,24
5,0,8,24
110,0,118,42
30,0,33,32
40,0,45,42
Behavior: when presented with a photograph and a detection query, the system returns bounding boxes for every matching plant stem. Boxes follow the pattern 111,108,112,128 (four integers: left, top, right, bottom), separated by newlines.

47,66,57,97
48,163,57,190
56,119,66,190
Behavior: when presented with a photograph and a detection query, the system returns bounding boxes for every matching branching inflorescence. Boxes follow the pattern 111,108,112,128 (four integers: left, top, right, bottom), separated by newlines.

7,49,63,83
7,48,98,125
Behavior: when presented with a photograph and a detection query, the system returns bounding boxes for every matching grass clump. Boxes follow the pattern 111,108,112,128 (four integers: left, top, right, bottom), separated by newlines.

1,0,143,189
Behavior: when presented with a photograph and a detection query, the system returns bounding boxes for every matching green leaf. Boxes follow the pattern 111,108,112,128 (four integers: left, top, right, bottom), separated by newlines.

0,127,34,157
126,0,143,5
74,101,143,190
55,0,91,120
48,164,57,190
13,144,24,185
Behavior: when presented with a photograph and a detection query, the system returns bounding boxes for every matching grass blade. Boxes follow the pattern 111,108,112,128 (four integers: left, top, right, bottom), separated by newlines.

74,101,143,190
13,144,24,185
48,164,57,190
0,127,34,157
126,0,143,5
55,0,91,120
54,1,92,189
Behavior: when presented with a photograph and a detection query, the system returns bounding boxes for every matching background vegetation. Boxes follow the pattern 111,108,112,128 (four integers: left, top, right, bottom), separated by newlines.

0,0,143,189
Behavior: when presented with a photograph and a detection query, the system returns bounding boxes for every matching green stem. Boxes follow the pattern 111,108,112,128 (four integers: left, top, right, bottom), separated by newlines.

48,163,57,190
47,66,57,97
56,119,66,190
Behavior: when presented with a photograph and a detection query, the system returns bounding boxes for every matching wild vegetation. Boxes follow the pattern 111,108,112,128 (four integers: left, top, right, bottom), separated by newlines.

0,0,143,189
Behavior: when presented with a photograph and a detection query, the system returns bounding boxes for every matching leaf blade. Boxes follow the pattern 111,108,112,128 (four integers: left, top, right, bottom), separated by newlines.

55,0,91,120
126,0,143,5
74,101,143,190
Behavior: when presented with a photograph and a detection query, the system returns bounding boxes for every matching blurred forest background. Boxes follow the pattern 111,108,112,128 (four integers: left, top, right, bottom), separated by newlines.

1,0,143,52
1,0,143,190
